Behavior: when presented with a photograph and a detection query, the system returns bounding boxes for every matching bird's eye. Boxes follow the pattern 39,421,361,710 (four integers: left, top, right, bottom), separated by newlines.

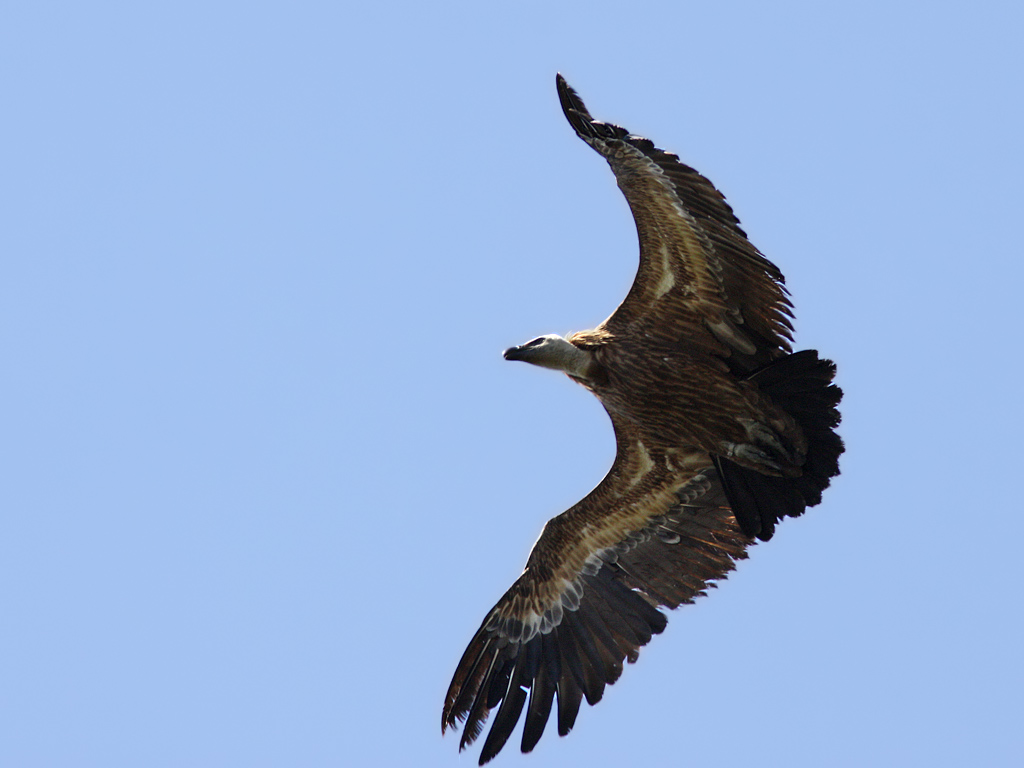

525,338,545,347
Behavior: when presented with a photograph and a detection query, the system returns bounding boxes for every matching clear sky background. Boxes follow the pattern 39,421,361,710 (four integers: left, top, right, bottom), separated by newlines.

4,1,1023,766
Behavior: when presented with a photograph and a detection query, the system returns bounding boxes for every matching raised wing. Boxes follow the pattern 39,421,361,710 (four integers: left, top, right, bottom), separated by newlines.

557,74,793,375
442,428,752,764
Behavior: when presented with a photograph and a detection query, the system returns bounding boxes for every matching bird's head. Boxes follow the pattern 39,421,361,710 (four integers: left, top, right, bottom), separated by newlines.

503,334,597,380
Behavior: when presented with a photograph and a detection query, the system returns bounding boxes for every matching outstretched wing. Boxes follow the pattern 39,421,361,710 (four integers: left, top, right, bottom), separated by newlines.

557,74,793,375
442,425,752,764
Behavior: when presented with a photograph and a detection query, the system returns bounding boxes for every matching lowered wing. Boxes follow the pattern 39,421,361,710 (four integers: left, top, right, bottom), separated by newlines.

442,425,752,764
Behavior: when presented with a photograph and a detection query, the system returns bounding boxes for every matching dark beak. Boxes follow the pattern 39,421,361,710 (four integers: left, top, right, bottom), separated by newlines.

503,345,524,361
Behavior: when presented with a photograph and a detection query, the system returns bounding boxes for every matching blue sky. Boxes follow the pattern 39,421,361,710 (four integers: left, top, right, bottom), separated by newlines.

4,1,1022,766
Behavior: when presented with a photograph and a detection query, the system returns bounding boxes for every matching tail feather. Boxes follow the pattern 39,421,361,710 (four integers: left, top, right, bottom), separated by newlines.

715,350,843,540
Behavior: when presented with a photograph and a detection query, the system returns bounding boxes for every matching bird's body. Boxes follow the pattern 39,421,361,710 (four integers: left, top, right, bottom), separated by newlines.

579,334,803,471
442,75,843,765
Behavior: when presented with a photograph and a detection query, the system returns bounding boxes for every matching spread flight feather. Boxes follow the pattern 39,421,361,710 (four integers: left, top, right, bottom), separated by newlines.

442,74,843,764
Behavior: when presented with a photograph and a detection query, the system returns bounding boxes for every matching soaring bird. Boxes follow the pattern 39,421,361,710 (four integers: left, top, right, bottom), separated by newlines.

442,75,843,765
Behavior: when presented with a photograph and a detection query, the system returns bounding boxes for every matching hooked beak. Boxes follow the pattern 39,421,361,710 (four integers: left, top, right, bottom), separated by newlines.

503,345,525,361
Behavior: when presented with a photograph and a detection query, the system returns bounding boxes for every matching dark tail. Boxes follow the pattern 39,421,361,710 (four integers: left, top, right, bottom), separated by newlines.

713,350,844,541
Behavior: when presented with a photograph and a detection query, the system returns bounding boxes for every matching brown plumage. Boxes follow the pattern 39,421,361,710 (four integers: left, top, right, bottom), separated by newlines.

442,75,843,764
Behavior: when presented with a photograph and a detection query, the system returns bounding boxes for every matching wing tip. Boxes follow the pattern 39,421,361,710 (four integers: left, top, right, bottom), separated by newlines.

555,72,597,138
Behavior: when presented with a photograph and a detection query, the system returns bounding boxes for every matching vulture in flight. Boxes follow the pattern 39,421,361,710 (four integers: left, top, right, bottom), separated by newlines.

442,75,843,764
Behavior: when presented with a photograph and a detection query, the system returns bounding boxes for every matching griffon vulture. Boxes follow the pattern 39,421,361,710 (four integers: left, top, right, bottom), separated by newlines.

442,75,844,764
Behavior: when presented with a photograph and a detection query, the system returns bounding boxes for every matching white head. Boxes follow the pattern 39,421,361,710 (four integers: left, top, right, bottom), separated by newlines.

503,334,596,379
